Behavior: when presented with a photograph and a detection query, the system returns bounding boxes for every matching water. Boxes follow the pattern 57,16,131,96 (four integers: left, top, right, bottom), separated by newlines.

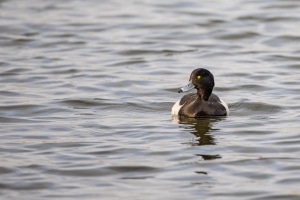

1,0,300,199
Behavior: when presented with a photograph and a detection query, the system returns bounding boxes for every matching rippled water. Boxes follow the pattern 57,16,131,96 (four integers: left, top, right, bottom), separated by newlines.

1,0,300,199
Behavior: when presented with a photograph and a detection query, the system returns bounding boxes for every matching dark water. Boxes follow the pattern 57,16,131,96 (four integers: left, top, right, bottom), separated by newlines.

1,0,300,199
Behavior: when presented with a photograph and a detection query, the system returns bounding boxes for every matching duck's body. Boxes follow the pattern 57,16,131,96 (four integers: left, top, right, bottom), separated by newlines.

172,93,228,117
172,68,229,118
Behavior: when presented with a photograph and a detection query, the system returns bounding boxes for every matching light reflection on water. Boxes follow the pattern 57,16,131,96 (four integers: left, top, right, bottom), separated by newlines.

0,0,300,199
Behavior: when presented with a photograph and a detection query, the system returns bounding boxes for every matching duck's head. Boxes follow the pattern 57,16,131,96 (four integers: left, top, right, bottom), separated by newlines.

178,68,215,101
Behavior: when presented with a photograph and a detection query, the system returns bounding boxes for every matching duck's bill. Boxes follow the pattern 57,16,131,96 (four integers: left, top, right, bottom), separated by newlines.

178,81,194,93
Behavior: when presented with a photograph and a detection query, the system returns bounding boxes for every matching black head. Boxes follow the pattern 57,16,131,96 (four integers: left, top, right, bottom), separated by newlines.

190,68,215,100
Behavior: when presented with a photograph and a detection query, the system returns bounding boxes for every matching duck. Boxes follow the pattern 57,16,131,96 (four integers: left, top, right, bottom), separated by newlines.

171,68,229,118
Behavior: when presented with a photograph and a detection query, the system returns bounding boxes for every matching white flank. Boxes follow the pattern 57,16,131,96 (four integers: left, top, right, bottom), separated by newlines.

171,100,182,116
219,98,229,115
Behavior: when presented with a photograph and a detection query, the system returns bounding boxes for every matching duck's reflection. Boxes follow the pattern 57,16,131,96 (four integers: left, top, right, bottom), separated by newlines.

172,115,225,160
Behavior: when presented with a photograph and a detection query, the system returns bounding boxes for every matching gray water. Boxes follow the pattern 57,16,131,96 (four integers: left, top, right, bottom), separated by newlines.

1,0,300,199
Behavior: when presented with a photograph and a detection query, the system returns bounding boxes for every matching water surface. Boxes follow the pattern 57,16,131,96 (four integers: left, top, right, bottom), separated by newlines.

1,0,300,199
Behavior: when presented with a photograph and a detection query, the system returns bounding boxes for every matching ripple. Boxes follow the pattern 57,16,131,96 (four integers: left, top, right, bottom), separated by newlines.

46,165,158,177
0,167,15,175
0,90,20,96
107,58,147,67
0,68,30,76
118,49,196,56
215,31,260,40
0,182,53,190
263,35,300,47
230,99,282,116
0,116,42,123
261,54,300,62
46,167,113,177
58,99,103,107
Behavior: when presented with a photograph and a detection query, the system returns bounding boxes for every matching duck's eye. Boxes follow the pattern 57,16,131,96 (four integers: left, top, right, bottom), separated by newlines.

197,75,201,79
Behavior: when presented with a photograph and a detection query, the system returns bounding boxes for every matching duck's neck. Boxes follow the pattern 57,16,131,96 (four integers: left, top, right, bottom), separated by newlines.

197,88,212,101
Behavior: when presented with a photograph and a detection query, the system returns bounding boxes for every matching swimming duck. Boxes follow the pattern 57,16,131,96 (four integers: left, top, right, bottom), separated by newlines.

171,68,229,117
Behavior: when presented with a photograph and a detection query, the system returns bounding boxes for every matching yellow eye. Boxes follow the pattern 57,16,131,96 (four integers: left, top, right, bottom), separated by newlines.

197,75,201,79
